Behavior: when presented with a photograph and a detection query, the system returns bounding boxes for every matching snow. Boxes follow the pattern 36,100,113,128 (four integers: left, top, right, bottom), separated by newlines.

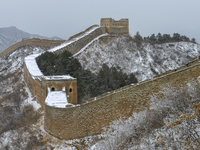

24,26,101,80
49,26,100,53
73,33,109,57
45,90,74,108
43,75,75,80
76,37,200,81
25,54,75,80
23,26,103,109
24,53,43,77
3,28,200,149
22,86,41,110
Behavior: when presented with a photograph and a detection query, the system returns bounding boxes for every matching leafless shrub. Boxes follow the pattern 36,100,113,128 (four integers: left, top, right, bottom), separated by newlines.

99,81,200,150
26,135,47,150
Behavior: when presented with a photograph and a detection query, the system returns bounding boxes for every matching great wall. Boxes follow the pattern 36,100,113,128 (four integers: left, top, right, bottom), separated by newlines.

1,18,200,140
0,38,66,58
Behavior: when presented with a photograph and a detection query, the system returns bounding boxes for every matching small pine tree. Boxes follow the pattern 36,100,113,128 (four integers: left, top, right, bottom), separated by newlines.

191,38,196,43
156,33,163,43
149,34,157,42
134,31,143,41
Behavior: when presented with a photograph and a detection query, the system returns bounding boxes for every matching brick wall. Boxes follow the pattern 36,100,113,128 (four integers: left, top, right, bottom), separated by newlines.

24,62,78,107
54,26,106,55
0,38,65,58
100,18,129,34
44,58,200,140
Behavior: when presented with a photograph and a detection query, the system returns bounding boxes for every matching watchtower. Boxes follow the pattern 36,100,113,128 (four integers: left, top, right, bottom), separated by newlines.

41,75,78,104
100,18,129,34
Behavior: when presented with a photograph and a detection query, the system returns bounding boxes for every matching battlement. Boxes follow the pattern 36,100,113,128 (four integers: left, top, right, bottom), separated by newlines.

100,18,129,34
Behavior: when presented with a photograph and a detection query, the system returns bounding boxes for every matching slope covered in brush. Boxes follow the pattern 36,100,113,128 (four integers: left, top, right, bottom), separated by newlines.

76,35,200,81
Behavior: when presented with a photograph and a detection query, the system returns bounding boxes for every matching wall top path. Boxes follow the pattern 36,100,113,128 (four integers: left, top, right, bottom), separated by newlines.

0,38,65,58
49,26,101,53
24,25,105,79
68,25,99,41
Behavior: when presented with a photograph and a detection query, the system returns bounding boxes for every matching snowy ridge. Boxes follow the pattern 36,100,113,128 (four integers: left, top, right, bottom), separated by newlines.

76,36,200,81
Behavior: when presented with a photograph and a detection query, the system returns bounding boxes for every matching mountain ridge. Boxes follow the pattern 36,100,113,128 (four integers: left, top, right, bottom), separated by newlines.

0,26,63,53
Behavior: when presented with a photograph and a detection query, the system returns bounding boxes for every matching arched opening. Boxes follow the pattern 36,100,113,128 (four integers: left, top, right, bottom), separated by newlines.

51,87,55,91
69,88,72,92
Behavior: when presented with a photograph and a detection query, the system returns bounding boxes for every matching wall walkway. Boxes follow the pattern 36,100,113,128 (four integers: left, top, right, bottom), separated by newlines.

0,38,65,58
23,25,107,108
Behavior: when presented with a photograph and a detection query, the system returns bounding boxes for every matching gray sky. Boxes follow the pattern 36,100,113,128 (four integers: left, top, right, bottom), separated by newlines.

1,0,200,42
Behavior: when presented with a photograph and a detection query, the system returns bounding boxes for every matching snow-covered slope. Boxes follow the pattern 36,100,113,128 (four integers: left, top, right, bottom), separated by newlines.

76,35,200,81
1,34,200,149
0,46,48,100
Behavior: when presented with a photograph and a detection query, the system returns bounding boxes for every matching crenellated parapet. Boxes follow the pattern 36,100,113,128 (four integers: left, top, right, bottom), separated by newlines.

44,57,200,140
100,18,129,34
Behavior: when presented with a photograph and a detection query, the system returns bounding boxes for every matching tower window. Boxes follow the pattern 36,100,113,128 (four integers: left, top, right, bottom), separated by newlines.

69,88,72,92
51,87,55,91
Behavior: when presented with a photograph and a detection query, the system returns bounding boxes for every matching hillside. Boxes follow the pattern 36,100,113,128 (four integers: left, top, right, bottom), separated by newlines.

0,34,200,149
76,35,200,81
0,26,63,53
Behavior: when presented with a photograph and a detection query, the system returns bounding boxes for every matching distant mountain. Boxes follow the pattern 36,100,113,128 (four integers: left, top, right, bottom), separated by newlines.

0,26,63,53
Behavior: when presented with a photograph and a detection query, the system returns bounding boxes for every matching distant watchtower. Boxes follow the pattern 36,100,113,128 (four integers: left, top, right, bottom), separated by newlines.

100,18,129,34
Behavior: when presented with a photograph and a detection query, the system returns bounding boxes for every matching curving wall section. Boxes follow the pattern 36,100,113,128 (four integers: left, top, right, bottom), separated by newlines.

51,26,107,55
44,57,200,140
0,38,65,58
23,25,107,108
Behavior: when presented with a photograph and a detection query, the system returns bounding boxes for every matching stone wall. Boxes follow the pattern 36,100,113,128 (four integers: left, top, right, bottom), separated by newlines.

44,58,200,140
100,18,129,34
22,25,107,108
54,26,106,55
24,63,78,107
68,25,99,41
24,63,44,105
0,38,65,58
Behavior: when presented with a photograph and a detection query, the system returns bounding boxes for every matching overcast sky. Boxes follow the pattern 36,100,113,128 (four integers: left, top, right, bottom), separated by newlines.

1,0,200,42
